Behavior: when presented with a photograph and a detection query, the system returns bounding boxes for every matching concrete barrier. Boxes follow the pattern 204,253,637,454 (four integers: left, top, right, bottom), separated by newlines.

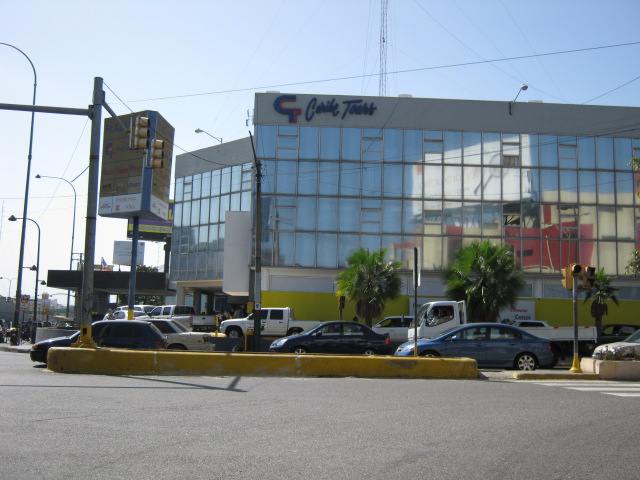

47,348,478,379
581,358,640,380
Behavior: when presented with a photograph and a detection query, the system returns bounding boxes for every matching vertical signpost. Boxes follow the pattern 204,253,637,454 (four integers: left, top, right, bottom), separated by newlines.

99,111,174,320
413,247,420,357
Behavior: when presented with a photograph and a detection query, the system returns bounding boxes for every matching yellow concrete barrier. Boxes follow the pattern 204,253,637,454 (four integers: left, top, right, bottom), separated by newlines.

47,348,478,379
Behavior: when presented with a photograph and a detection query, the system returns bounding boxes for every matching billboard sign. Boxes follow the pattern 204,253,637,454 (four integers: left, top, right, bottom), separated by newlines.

127,201,174,241
99,111,174,221
113,240,146,266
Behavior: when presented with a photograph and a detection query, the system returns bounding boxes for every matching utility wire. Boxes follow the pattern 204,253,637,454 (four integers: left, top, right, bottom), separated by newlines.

582,73,640,104
130,40,640,103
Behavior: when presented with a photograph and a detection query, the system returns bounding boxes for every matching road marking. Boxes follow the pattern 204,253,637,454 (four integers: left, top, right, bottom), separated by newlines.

521,380,640,398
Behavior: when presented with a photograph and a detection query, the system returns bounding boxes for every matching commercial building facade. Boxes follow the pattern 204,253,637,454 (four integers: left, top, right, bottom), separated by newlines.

170,92,640,323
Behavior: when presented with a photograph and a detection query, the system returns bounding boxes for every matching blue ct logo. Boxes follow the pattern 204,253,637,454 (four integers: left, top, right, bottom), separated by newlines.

273,95,302,123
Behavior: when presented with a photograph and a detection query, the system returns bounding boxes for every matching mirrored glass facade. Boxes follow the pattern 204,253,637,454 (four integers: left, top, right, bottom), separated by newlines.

171,163,253,280
255,125,640,276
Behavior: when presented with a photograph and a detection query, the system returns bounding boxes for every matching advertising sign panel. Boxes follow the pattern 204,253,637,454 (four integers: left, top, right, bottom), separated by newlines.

113,240,145,266
99,111,174,221
127,202,173,241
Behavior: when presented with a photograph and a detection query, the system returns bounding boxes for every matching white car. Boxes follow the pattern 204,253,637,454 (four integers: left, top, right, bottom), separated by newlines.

103,310,151,321
146,318,225,351
372,316,414,342
114,305,156,315
592,329,640,360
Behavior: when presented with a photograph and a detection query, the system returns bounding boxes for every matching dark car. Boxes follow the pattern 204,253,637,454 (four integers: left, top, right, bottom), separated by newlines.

599,324,640,345
30,320,167,364
91,320,167,350
269,321,392,355
395,323,555,371
30,331,80,363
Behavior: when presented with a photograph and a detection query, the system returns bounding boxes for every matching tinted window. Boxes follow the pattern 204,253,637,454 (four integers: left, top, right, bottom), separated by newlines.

343,324,366,336
174,306,195,315
150,307,162,316
619,326,636,335
151,321,173,334
489,327,521,340
162,307,172,315
270,310,284,320
111,324,136,338
320,324,342,335
256,310,268,320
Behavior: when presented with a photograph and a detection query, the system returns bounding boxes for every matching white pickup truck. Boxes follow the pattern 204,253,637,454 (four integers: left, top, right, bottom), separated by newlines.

146,318,224,351
219,307,319,338
148,305,216,332
409,300,598,354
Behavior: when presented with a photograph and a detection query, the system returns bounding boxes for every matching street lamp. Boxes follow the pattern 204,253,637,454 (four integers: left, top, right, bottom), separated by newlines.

1,42,37,331
0,276,16,300
195,128,223,144
508,84,528,115
35,174,77,318
9,215,41,343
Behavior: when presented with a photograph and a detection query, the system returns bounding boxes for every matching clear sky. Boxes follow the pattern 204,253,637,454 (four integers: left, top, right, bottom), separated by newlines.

1,0,639,302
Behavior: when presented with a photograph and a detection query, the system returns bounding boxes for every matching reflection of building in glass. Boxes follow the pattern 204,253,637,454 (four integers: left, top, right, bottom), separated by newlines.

170,93,640,321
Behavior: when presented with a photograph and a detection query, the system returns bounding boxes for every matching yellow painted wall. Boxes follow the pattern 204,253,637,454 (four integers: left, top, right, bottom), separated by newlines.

262,290,640,327
535,298,640,327
262,291,409,322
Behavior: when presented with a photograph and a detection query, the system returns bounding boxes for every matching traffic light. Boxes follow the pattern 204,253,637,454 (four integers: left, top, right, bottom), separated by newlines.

149,138,165,168
129,116,149,149
561,266,573,290
581,265,596,289
562,263,583,290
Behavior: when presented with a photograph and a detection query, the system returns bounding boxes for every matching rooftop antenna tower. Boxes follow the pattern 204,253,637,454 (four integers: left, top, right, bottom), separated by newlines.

378,0,389,96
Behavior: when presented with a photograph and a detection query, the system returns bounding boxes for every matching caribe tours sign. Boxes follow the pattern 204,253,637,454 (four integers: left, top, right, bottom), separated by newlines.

274,95,377,123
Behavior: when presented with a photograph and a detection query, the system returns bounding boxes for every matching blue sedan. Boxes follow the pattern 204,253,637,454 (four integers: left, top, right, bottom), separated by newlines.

395,323,555,370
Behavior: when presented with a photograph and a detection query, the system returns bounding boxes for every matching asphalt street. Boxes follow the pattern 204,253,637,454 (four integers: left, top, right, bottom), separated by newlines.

1,350,639,480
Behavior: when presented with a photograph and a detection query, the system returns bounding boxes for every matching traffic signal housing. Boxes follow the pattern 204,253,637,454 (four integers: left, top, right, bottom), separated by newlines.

150,138,165,168
561,266,573,290
129,116,149,149
581,266,596,289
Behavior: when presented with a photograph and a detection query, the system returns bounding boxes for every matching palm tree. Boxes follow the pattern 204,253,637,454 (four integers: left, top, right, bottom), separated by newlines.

444,240,524,323
583,268,619,340
336,248,401,327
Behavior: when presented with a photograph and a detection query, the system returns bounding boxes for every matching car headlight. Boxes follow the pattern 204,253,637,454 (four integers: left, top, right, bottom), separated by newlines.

272,338,287,347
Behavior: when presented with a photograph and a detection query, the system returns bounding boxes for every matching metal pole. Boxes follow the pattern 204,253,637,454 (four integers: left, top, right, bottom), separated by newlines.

31,219,41,343
35,175,76,318
413,247,418,357
249,132,262,352
570,270,582,373
1,43,37,331
77,77,103,347
128,217,140,320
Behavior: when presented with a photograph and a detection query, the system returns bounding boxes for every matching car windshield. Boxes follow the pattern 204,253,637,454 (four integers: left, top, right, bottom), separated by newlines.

172,321,189,333
624,329,640,343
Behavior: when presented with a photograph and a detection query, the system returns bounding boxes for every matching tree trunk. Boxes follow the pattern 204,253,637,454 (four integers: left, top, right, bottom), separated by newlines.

594,314,603,342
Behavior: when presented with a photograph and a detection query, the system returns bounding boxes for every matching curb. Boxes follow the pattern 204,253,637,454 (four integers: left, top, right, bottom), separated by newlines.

47,347,479,379
511,372,600,380
0,344,30,354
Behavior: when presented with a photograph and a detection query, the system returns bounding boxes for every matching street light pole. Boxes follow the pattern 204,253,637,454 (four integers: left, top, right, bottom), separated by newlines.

195,128,223,144
1,42,37,331
0,277,15,300
35,174,76,318
9,215,41,343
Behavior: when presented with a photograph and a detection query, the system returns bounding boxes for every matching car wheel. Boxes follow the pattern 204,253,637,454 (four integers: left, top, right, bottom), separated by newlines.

168,344,187,350
226,327,243,339
420,350,440,358
292,346,307,354
515,353,538,371
362,348,376,356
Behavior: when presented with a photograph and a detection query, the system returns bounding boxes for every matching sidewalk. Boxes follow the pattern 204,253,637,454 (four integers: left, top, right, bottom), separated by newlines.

0,342,32,354
480,369,600,381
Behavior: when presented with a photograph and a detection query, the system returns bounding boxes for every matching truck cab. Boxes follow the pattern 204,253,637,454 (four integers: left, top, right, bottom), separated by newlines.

408,301,467,341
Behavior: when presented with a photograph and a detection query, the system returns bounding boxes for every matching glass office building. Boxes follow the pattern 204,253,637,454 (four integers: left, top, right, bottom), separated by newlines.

171,93,640,321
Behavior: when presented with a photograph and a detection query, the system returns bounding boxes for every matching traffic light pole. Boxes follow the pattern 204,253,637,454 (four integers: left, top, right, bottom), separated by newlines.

1,76,127,348
249,131,261,352
570,270,582,373
127,216,140,320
